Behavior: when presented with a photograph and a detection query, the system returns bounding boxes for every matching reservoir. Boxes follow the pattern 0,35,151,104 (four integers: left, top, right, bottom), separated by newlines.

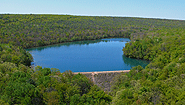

26,38,149,72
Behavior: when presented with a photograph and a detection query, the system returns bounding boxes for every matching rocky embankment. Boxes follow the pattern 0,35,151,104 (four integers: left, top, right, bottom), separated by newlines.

74,70,130,91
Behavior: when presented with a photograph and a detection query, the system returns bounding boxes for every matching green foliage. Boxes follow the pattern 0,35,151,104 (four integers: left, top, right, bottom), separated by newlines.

0,63,112,104
81,85,112,105
1,14,185,49
0,44,33,66
0,62,42,104
1,14,185,104
0,44,112,104
112,25,185,104
0,14,134,48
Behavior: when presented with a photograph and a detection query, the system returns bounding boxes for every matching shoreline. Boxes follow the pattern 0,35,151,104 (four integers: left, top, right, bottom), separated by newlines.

73,70,130,74
25,36,129,50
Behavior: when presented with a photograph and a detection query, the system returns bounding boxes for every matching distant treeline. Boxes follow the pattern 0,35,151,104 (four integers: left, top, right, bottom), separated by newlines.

1,14,185,104
1,14,185,48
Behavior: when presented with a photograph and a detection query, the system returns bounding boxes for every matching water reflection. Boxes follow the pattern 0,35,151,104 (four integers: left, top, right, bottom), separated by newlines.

122,55,149,68
27,38,130,52
27,39,102,52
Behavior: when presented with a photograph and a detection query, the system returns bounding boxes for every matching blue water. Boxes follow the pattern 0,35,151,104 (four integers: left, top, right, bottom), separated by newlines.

26,38,149,72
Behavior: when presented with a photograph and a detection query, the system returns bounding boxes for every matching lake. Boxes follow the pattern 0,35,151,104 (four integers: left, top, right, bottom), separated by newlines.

26,38,149,72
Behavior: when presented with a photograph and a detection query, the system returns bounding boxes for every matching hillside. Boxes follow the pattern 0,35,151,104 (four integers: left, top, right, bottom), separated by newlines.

113,23,185,104
0,14,185,104
1,14,185,48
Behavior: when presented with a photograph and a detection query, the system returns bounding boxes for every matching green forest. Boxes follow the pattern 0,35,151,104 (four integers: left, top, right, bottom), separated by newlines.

0,14,185,104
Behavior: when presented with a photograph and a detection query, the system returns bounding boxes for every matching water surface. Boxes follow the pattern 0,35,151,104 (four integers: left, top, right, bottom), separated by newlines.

27,38,149,72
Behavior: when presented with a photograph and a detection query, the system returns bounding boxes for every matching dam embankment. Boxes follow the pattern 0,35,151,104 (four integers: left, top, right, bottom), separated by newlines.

74,70,130,91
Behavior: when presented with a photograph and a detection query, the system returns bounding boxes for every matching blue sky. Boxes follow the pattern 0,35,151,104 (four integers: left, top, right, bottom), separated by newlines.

0,0,185,20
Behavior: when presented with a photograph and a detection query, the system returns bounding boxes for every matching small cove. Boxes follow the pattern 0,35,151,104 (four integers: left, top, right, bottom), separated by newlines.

26,38,149,72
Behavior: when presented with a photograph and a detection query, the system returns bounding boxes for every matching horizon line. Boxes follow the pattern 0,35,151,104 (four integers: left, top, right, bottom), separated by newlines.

1,12,185,21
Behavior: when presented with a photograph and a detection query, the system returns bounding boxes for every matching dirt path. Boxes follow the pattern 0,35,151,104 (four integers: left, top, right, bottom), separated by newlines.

74,70,130,75
74,70,130,83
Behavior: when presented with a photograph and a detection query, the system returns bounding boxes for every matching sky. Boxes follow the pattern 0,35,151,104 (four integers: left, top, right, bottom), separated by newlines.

0,0,185,20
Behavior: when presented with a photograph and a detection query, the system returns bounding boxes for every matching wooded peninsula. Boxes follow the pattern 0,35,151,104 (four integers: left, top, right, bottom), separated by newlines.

0,14,185,104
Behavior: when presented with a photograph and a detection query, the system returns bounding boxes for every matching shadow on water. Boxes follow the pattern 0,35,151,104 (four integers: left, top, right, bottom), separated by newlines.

26,38,130,52
26,39,102,52
122,55,150,69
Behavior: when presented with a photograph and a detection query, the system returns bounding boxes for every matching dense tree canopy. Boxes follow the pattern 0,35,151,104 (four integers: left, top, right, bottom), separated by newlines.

0,58,112,104
0,43,112,104
112,27,185,104
0,44,33,66
1,14,185,104
1,14,185,48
